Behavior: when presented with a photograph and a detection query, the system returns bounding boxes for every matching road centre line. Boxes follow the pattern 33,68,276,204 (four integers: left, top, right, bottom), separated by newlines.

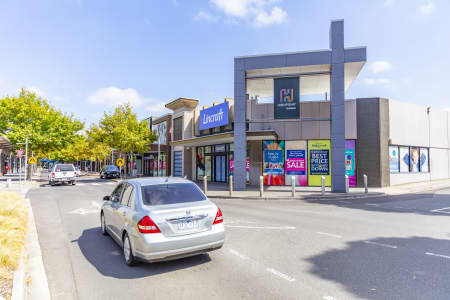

266,268,296,282
316,232,342,238
363,241,398,249
229,249,297,283
365,203,380,207
105,182,115,185
91,183,100,186
225,225,296,230
425,252,450,259
338,200,352,204
430,207,450,214
229,249,249,260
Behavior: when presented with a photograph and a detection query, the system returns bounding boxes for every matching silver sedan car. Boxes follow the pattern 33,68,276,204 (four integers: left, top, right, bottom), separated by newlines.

100,177,225,266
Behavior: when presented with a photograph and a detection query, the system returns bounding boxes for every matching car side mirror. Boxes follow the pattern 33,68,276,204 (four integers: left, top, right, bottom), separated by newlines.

103,195,111,201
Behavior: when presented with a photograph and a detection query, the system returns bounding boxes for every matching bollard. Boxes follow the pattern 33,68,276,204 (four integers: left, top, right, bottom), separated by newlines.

203,176,207,195
345,175,349,193
259,176,264,198
321,176,325,196
291,176,295,197
7,178,12,188
364,174,368,194
229,175,233,197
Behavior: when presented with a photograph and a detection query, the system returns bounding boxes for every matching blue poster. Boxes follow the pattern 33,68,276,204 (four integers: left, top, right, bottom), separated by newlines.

263,150,283,175
286,150,306,175
309,149,330,175
199,102,229,130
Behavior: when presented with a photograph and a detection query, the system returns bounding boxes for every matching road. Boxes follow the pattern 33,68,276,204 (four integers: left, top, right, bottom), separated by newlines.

28,173,450,300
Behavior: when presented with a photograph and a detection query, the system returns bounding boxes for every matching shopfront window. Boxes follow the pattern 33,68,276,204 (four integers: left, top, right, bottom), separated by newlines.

196,147,205,180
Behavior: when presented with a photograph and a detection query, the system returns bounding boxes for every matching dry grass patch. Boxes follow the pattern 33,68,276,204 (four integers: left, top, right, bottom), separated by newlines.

0,191,28,299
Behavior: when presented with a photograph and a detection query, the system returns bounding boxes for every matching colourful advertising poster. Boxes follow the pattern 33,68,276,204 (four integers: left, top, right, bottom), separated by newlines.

399,147,409,172
409,147,420,172
345,140,356,187
389,146,399,173
308,140,331,186
420,148,429,173
285,140,307,186
263,140,285,185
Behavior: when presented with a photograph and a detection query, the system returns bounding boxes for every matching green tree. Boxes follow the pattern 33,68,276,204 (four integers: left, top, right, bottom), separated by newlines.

0,89,84,158
90,103,156,176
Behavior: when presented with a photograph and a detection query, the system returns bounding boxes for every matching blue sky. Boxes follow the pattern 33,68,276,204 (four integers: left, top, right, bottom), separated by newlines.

0,0,448,126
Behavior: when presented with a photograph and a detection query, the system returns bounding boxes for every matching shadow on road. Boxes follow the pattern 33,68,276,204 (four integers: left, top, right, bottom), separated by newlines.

306,236,450,300
73,227,212,279
305,190,450,216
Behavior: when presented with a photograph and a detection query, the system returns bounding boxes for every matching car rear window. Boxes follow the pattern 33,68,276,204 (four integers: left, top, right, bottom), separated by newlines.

141,183,206,206
55,164,74,172
105,166,119,172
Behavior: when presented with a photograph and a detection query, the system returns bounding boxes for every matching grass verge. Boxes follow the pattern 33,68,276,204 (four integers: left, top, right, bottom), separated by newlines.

0,191,28,300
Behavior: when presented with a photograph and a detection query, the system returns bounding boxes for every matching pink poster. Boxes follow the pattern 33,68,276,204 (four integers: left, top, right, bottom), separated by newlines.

286,149,307,186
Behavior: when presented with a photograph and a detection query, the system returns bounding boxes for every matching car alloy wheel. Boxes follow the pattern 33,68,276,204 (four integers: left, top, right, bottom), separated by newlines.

123,234,136,266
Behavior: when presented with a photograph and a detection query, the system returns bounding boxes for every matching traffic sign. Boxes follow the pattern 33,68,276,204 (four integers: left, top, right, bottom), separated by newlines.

116,158,125,167
28,157,37,165
16,149,24,158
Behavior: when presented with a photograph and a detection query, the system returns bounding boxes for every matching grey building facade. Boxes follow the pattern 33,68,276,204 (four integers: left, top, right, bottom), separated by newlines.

233,20,366,191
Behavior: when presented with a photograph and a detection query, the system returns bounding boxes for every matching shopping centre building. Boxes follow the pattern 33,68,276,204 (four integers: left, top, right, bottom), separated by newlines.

151,20,450,191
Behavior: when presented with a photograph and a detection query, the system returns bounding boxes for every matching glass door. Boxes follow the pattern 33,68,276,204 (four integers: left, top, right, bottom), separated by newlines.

214,155,226,182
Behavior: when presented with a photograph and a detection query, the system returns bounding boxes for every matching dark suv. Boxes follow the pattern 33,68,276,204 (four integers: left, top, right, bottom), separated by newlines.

100,165,120,179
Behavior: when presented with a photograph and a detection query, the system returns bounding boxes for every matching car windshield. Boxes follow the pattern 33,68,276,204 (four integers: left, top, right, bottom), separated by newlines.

141,183,206,206
105,166,119,172
55,164,74,172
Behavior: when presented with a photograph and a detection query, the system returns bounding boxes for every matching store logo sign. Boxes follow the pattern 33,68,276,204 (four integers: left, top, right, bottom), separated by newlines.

280,88,294,103
199,102,229,130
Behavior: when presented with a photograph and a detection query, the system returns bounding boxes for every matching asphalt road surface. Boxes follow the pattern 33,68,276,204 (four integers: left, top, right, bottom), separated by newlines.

28,173,450,300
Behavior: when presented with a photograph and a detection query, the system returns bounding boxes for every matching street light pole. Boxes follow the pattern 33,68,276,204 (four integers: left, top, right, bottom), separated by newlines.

25,135,28,182
157,135,160,177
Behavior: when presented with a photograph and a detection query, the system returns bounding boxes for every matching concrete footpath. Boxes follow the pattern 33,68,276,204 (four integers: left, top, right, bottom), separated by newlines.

199,179,450,200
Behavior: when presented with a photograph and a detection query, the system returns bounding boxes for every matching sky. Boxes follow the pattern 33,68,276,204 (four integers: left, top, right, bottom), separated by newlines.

0,0,449,127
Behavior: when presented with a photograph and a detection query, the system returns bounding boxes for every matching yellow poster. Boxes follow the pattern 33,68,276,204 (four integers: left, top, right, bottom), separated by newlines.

308,140,331,186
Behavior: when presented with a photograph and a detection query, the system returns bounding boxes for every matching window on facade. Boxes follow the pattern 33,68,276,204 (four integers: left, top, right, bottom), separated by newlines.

196,147,205,180
173,117,183,141
390,145,430,173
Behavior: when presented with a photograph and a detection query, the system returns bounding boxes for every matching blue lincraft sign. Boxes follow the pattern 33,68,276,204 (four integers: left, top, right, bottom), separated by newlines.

199,102,229,130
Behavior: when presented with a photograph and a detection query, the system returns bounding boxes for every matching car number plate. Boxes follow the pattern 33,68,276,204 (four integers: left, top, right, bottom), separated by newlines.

177,220,199,231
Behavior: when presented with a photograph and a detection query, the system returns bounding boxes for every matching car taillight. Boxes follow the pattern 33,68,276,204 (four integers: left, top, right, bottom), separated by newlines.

51,172,55,178
137,216,160,234
74,172,77,176
213,208,223,225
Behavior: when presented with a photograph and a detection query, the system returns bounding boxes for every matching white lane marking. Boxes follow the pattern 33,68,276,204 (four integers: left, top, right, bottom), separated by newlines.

425,252,450,259
68,208,99,216
77,183,85,186
229,249,249,260
91,183,100,186
266,268,296,282
111,251,121,256
91,201,102,209
324,296,337,300
365,203,380,207
338,200,351,204
225,225,296,230
316,232,342,238
363,241,397,249
430,207,450,214
105,182,115,185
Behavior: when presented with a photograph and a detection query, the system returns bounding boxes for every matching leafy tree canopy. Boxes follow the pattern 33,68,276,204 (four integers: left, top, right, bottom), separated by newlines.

0,89,84,156
90,103,156,156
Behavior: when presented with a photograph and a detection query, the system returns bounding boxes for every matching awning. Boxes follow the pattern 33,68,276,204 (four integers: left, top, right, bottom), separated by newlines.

0,136,12,150
170,130,278,147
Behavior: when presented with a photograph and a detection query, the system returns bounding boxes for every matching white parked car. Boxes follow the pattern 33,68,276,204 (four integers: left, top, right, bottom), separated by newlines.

48,164,77,186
